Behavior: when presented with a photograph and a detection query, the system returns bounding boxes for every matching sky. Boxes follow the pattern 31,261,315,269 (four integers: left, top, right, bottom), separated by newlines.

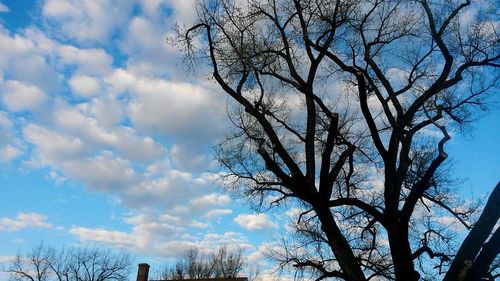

0,1,498,281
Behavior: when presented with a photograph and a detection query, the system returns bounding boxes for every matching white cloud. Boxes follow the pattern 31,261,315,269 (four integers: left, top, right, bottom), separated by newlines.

70,213,248,258
0,0,276,269
166,0,197,24
0,29,60,93
53,104,166,162
43,0,135,43
0,111,15,145
234,214,278,231
170,144,216,173
1,80,46,112
0,111,22,162
60,152,138,192
126,75,224,147
68,75,101,97
437,216,467,232
58,45,113,76
24,124,87,165
70,227,137,248
0,3,8,13
0,256,16,264
191,194,231,208
105,70,225,148
123,16,169,58
123,169,204,209
86,98,124,128
204,209,233,219
0,145,22,162
0,212,52,232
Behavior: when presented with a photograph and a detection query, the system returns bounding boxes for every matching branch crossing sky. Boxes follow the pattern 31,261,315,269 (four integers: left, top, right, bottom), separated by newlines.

0,1,498,280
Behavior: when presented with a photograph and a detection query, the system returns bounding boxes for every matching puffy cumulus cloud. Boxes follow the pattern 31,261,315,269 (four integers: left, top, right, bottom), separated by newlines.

86,98,124,128
170,144,216,173
70,227,137,248
68,75,101,97
126,75,225,148
0,28,60,93
284,208,307,220
70,212,249,258
24,122,158,194
198,231,254,252
166,0,197,25
53,103,165,162
0,145,22,162
191,194,231,209
0,256,17,281
0,256,16,264
0,111,22,162
0,212,52,232
23,105,214,212
60,152,139,192
0,112,14,144
1,80,47,112
104,69,225,148
203,209,233,219
386,67,409,88
234,214,278,231
437,216,468,232
105,68,135,93
23,28,114,77
122,168,214,210
57,45,113,76
0,3,8,13
23,124,87,165
118,1,192,77
0,26,115,97
0,29,35,58
121,16,171,61
247,249,265,266
43,0,135,44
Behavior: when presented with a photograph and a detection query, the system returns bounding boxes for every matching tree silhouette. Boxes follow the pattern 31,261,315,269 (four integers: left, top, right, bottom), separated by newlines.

158,246,254,280
175,0,499,280
6,244,132,281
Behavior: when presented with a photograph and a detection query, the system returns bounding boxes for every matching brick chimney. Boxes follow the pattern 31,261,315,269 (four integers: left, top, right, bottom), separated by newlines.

136,263,150,281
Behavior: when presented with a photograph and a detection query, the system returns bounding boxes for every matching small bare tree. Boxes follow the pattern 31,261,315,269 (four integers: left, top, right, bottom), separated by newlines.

6,244,132,281
8,244,54,281
159,246,249,280
174,0,500,280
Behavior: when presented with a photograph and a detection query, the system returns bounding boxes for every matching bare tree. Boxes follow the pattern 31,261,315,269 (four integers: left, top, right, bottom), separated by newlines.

6,244,132,281
158,246,250,280
8,244,54,281
175,0,500,280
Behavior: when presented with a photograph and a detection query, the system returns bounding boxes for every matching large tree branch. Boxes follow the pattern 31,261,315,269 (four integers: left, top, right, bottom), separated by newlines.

187,23,307,186
404,0,455,121
444,181,500,281
319,113,339,198
329,198,386,226
355,71,388,159
401,124,450,222
467,225,500,280
292,259,345,280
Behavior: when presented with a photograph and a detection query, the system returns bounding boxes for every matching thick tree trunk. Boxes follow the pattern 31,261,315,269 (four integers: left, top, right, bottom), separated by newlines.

466,226,500,281
388,222,420,281
444,181,500,281
315,205,367,281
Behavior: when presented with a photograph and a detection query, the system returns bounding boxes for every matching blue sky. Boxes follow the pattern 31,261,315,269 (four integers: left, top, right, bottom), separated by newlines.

0,1,498,281
0,1,280,279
